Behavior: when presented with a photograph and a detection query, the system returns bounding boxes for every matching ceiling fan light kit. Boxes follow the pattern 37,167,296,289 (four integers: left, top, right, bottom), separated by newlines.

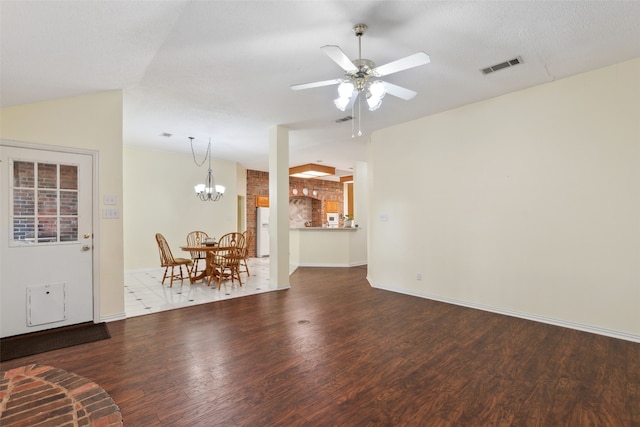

291,23,430,133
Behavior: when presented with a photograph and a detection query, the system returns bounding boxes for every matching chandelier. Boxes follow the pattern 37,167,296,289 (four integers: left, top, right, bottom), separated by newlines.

189,137,225,202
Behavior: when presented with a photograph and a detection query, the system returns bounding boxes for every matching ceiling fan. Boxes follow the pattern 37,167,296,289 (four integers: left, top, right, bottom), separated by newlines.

291,23,430,113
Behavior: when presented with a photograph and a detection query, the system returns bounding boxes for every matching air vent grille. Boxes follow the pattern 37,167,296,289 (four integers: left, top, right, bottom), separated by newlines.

335,116,353,123
481,57,522,75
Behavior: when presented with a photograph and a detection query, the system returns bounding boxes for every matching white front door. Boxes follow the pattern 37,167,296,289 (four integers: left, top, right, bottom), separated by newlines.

0,143,94,338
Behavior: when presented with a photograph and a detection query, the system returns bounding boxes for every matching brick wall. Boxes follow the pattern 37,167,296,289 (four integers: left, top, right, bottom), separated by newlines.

246,169,343,257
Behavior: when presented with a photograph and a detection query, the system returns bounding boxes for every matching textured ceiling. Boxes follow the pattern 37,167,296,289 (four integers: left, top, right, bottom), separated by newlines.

2,1,639,178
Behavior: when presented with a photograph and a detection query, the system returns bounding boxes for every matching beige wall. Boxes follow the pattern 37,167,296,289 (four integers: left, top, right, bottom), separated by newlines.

0,91,125,320
123,145,240,270
368,59,640,341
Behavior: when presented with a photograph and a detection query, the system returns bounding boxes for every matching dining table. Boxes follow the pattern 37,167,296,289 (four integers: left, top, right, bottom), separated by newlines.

180,244,242,285
180,244,221,283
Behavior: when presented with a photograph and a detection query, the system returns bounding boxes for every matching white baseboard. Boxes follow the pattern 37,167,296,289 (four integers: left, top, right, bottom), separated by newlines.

296,262,352,268
101,312,126,323
295,261,367,268
371,283,640,344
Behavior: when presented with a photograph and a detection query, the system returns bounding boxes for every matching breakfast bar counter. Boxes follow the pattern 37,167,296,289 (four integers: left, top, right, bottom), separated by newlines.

289,227,366,268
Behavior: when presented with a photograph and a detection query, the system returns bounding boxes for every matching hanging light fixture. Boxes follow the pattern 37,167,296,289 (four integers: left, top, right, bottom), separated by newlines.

334,81,355,111
291,23,430,138
366,80,386,111
190,137,225,202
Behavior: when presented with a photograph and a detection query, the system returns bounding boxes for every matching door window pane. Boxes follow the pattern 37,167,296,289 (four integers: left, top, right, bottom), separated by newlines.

60,218,78,242
13,218,35,241
60,165,78,190
37,190,58,215
37,217,57,242
38,163,57,189
60,191,78,215
13,161,34,188
13,189,35,215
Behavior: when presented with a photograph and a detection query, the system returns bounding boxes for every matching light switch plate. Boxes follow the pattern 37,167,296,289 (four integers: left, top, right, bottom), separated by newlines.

103,194,117,205
102,208,120,219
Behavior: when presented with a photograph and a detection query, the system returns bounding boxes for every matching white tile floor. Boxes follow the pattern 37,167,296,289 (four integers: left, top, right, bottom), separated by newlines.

124,257,274,318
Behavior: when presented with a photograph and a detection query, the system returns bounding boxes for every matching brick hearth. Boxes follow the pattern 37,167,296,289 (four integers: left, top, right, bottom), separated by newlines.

0,364,122,426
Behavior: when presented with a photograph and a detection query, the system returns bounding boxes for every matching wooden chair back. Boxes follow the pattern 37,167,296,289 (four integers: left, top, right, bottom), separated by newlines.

217,232,244,251
240,229,255,275
241,229,255,257
156,233,193,286
186,231,209,259
156,233,176,267
207,232,245,288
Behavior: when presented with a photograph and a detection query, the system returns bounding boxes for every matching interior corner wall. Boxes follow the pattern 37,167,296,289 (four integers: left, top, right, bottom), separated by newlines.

123,145,239,270
237,163,248,232
351,161,368,265
0,91,125,319
368,58,640,341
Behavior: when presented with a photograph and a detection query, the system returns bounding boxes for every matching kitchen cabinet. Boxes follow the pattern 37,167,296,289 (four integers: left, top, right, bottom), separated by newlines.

256,195,269,207
325,200,339,213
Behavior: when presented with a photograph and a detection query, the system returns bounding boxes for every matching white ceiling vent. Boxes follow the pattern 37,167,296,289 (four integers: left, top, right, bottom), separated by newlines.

335,116,353,123
481,57,522,75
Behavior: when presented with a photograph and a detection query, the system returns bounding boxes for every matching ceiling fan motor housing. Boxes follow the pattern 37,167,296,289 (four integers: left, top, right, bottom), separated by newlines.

350,58,376,91
352,23,368,37
353,58,375,72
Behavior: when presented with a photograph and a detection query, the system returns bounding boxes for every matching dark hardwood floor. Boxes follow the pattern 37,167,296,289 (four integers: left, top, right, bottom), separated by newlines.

1,266,638,426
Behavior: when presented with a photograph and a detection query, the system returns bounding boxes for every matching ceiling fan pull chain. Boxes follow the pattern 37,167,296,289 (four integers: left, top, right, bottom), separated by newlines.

351,103,355,138
358,96,363,137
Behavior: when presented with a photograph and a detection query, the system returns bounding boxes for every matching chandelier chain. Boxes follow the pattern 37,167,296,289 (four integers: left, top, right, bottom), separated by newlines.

189,136,210,168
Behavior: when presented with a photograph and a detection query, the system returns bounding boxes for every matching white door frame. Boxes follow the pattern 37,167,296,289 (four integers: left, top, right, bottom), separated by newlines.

0,139,101,325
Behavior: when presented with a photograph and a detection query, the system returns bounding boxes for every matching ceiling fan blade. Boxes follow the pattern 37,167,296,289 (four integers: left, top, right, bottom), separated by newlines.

291,78,342,91
381,81,417,100
374,52,430,77
321,45,358,72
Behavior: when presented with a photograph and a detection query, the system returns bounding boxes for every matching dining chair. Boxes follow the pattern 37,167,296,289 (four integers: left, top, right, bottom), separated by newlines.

240,229,255,276
155,233,193,287
186,230,209,279
207,232,245,289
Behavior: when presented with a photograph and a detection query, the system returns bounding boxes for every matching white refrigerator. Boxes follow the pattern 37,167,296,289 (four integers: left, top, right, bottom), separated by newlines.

256,207,270,257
